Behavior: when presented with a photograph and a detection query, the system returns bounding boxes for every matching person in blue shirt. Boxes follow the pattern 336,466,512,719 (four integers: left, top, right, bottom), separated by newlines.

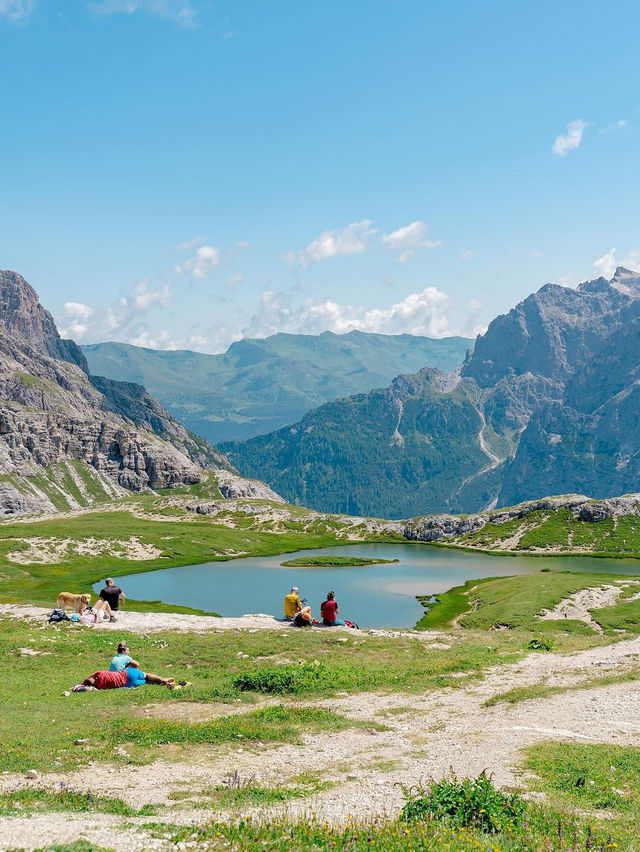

109,641,139,672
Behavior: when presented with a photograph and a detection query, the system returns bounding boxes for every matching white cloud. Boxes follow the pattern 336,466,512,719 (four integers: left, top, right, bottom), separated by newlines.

599,119,627,135
188,335,208,347
530,250,545,258
594,247,640,279
593,248,617,279
460,249,475,260
0,0,34,23
239,286,481,343
381,220,442,262
175,235,205,250
58,278,172,343
552,119,586,156
298,220,377,267
64,302,94,321
227,273,243,289
174,244,220,280
88,0,197,27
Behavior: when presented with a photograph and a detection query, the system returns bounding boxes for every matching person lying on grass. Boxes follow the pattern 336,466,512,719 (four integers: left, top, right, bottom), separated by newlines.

72,668,190,691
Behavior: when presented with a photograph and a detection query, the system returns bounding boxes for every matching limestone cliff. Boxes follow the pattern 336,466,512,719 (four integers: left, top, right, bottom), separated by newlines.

0,270,235,515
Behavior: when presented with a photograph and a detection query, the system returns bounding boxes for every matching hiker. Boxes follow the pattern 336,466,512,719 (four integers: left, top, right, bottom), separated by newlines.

293,605,313,627
109,641,139,672
72,668,177,691
284,585,303,620
320,591,346,627
95,578,125,623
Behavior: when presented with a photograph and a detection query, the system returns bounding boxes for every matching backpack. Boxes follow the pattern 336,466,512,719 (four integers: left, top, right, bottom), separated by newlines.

48,609,69,623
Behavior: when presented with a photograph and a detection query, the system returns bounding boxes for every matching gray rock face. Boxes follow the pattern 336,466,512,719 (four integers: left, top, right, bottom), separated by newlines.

404,493,640,541
500,274,640,506
215,471,285,502
0,481,55,516
0,269,236,513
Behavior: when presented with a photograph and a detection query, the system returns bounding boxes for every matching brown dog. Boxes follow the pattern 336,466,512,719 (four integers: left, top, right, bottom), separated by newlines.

56,592,91,613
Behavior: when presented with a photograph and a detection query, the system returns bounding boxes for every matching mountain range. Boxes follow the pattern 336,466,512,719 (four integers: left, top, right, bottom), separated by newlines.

0,270,276,517
83,332,471,445
222,268,640,518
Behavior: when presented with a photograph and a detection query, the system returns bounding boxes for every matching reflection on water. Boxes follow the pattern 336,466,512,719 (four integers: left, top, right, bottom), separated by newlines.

100,543,640,630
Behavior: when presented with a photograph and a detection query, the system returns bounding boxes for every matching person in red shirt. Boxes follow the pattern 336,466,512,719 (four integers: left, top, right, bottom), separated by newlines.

72,669,176,691
320,591,346,626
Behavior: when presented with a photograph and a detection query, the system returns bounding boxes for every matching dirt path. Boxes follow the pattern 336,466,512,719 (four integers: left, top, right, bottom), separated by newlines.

2,634,639,850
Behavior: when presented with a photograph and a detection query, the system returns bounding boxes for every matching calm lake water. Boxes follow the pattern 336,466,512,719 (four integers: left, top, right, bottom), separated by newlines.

100,544,640,629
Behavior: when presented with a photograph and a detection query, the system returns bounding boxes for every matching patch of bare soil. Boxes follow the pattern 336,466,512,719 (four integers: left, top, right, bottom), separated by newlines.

6,536,162,564
538,581,640,632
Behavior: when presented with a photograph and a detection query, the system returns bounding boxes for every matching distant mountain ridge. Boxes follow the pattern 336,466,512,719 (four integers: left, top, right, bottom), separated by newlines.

83,331,471,444
223,268,640,519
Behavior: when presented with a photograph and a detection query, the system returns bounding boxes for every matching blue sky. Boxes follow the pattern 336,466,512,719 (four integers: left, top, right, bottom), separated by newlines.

1,0,639,352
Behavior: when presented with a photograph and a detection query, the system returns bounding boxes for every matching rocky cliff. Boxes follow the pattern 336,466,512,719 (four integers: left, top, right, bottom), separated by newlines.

0,270,235,515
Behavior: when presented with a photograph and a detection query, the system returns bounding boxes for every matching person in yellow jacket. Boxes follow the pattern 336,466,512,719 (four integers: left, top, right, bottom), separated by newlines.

284,586,302,620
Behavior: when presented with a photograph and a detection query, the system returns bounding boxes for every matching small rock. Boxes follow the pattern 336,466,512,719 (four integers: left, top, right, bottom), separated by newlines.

336,638,348,643
336,692,350,697
346,773,359,781
74,738,90,745
376,779,385,785
25,769,39,779
236,734,244,739
237,748,243,753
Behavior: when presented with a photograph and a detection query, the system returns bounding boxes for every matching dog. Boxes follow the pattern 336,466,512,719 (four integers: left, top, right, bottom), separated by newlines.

56,592,91,614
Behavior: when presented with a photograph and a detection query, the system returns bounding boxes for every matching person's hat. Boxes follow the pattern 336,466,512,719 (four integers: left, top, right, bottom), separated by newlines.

291,586,299,593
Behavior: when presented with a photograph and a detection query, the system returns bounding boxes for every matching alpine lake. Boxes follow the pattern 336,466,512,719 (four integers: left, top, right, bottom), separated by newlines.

99,543,640,629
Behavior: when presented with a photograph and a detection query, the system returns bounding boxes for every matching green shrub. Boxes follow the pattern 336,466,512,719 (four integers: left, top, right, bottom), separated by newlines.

233,661,334,694
527,637,554,651
402,772,525,833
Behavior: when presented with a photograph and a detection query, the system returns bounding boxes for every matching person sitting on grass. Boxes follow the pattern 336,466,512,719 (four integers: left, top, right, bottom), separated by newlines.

95,578,125,623
109,641,138,672
72,668,180,691
284,585,303,620
320,591,346,627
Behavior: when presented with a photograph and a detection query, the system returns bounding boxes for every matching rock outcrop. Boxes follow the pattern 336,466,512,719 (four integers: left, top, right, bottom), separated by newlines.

0,270,240,514
404,493,640,541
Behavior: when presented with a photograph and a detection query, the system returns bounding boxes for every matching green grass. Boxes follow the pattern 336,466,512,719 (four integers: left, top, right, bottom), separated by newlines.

280,555,398,567
0,788,156,817
415,576,498,629
483,667,640,707
524,741,640,814
459,506,640,557
167,771,333,809
148,802,635,851
0,616,525,773
457,571,632,632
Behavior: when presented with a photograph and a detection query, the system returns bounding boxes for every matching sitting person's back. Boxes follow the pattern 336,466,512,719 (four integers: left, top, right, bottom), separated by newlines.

284,586,302,619
320,591,345,626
